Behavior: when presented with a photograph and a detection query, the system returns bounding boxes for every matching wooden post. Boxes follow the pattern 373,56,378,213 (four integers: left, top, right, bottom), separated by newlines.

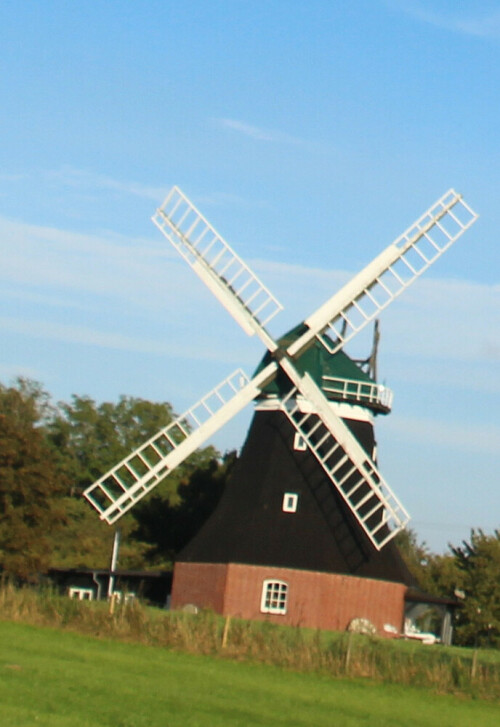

471,649,478,680
109,592,118,616
344,631,353,675
222,615,231,649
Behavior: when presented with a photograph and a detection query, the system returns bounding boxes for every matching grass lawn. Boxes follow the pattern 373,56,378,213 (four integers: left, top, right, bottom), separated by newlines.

0,621,499,727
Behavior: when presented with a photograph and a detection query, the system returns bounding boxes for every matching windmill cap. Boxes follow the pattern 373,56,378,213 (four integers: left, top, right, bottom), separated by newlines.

254,323,391,415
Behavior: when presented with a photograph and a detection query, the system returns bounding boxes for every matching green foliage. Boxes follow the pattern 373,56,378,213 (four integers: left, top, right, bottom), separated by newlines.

397,528,500,648
0,376,227,573
395,528,461,598
43,389,225,569
395,528,432,586
452,530,500,648
48,498,152,571
45,394,178,494
0,381,66,580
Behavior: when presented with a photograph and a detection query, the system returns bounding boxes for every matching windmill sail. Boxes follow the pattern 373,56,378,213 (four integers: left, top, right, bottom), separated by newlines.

280,374,409,549
152,186,282,351
288,190,478,357
83,364,276,523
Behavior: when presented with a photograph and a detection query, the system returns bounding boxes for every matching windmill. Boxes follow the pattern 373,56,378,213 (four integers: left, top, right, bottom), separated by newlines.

84,187,477,636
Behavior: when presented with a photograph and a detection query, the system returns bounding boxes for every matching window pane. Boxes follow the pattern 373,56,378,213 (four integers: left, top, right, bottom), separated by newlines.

261,580,288,615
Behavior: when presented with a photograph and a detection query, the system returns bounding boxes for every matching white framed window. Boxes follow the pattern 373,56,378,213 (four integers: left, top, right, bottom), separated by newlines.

69,587,94,601
260,580,288,615
108,591,136,604
282,492,298,513
293,432,307,451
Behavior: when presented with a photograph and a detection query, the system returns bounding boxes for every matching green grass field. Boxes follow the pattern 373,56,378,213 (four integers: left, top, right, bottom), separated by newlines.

1,621,499,727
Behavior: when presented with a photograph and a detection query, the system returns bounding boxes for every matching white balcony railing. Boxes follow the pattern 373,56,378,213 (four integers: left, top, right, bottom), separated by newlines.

322,376,393,411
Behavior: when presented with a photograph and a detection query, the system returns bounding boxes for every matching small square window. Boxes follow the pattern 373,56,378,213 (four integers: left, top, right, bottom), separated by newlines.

69,587,94,601
261,580,288,614
293,432,307,451
282,492,298,513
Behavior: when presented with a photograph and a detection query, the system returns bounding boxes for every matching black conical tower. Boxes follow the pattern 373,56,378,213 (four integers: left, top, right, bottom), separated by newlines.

178,328,415,588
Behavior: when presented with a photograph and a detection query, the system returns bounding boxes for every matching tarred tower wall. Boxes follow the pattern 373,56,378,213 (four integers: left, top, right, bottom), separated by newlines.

177,410,415,586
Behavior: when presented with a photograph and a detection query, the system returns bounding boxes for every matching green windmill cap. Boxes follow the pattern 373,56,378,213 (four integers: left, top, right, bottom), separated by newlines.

254,322,388,414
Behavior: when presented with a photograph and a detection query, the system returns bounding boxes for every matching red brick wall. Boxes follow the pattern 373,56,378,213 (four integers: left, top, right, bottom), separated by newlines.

172,561,406,637
171,562,228,613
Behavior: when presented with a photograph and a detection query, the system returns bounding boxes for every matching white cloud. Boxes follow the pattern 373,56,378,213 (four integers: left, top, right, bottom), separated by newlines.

193,190,269,210
455,10,500,38
0,215,200,310
2,213,498,407
384,357,500,395
0,315,248,366
0,173,27,182
42,166,168,202
389,1,500,38
364,276,500,363
0,213,349,327
0,214,262,365
2,287,92,312
214,118,303,144
383,413,500,455
0,364,42,383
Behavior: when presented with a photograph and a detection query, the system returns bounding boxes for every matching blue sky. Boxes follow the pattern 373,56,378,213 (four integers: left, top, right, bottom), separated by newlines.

1,1,499,553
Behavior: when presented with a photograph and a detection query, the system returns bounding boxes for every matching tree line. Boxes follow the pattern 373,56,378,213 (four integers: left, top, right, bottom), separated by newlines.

0,377,498,647
0,378,232,579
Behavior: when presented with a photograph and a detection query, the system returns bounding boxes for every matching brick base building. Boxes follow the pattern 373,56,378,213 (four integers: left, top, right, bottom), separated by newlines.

172,561,407,634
